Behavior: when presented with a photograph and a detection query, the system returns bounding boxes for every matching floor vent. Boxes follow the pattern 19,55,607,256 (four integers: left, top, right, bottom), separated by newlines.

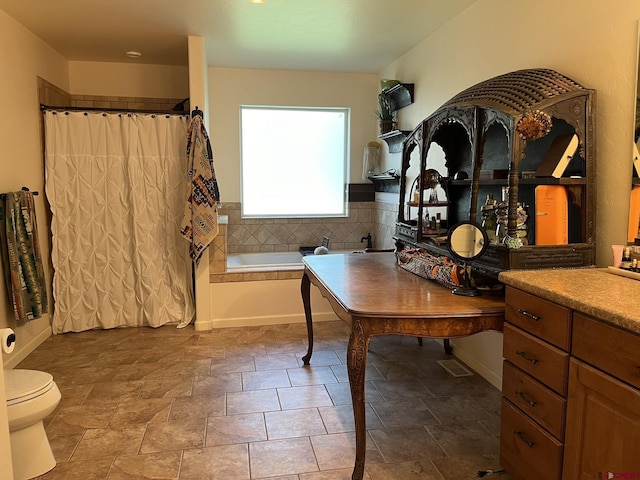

437,359,474,377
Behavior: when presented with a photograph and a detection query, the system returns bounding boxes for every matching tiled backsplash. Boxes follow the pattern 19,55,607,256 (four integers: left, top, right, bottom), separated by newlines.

218,201,399,253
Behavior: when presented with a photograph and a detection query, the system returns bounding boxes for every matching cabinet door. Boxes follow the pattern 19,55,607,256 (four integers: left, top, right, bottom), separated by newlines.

563,359,640,479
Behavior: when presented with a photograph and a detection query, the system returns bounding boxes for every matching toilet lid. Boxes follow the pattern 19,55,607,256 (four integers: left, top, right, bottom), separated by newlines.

4,369,54,405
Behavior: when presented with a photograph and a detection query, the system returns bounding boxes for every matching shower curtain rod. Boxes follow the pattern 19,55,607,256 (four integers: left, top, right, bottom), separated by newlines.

40,104,189,116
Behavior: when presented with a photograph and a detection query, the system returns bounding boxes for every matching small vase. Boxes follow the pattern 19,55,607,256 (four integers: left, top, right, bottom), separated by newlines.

379,121,397,134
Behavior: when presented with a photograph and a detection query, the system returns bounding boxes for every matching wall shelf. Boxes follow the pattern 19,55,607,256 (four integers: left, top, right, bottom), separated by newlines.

378,129,410,153
368,174,400,193
378,82,414,153
381,83,415,110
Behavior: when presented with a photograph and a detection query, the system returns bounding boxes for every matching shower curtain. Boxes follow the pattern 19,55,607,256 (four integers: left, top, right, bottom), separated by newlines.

43,111,195,334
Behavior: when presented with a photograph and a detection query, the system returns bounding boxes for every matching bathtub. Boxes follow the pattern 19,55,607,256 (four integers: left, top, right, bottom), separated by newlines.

226,250,360,271
227,251,305,271
207,250,360,329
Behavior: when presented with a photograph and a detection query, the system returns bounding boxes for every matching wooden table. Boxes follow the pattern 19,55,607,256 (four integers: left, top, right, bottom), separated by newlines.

300,252,505,480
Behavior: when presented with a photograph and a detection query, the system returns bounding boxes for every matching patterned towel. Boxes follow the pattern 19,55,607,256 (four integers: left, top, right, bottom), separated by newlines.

0,191,48,324
180,116,220,264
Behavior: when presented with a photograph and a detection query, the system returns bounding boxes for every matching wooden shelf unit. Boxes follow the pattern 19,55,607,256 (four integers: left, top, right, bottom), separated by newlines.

393,69,596,276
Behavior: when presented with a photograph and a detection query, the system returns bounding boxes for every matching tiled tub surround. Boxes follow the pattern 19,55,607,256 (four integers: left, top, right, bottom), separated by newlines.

207,201,399,329
219,202,377,254
210,200,399,277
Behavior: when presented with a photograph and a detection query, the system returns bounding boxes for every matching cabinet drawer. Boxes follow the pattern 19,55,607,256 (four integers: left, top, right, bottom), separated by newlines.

505,287,571,350
503,323,569,396
500,399,564,480
502,361,566,440
572,313,640,390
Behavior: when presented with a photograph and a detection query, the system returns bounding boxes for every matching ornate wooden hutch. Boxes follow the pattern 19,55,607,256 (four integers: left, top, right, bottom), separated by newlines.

394,68,595,278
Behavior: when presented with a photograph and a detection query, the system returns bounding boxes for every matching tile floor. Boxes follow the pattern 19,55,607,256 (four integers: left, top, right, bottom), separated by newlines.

18,320,512,479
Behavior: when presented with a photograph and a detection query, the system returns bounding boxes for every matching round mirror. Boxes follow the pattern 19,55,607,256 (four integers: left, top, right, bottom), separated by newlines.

446,221,489,262
446,221,489,297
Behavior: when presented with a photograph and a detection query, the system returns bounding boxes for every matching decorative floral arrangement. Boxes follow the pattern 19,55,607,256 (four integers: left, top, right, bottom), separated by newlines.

516,110,552,141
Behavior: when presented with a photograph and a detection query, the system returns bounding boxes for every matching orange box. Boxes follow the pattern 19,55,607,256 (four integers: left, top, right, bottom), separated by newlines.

535,185,568,245
628,185,640,243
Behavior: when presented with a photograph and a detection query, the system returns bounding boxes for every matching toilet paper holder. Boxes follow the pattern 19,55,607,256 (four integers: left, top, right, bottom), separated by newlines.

2,328,16,354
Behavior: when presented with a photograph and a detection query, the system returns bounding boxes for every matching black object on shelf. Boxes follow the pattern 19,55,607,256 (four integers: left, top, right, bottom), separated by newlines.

368,173,400,193
381,83,415,110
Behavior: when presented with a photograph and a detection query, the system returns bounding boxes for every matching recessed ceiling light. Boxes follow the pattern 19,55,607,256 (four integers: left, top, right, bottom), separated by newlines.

125,51,142,58
249,0,265,3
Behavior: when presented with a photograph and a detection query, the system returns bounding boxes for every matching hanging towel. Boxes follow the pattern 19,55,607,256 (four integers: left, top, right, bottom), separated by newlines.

0,191,48,324
180,115,220,264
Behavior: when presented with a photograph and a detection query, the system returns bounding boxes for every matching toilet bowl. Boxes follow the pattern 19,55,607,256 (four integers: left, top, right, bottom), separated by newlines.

5,369,61,480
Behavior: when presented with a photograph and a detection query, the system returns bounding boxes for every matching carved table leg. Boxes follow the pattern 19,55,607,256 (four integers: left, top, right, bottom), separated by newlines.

301,272,314,365
347,320,370,480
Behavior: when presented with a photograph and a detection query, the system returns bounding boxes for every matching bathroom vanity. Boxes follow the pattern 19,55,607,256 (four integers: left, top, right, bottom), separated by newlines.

498,268,640,479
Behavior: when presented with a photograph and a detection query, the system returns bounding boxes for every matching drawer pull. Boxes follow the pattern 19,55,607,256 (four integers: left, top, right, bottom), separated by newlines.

517,309,540,321
516,390,537,407
515,430,535,448
516,351,539,365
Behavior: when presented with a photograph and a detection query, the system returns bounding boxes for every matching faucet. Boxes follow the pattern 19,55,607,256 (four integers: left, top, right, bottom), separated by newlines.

360,233,372,249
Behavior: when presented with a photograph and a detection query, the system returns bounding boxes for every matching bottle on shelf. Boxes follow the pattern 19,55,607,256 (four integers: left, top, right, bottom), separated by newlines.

621,246,632,270
481,194,498,244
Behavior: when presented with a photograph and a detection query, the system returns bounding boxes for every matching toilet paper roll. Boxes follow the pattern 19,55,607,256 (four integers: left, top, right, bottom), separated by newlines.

1,328,16,354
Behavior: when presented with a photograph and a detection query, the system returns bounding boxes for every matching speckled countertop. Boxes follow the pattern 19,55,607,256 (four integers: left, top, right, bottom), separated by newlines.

498,268,640,335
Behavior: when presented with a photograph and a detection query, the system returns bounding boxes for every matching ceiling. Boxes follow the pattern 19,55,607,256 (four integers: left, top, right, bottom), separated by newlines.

0,0,476,72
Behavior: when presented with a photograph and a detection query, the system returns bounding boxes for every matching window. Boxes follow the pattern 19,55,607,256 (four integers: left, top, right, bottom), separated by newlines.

240,106,349,218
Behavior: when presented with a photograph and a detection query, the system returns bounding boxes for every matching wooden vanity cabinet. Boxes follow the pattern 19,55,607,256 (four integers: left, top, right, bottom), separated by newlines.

563,314,640,477
500,287,570,480
501,287,640,479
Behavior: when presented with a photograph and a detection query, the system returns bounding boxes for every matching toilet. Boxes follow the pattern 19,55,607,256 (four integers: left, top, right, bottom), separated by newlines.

5,369,61,480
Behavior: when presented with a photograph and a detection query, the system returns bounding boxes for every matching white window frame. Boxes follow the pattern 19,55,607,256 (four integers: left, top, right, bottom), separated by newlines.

240,105,350,218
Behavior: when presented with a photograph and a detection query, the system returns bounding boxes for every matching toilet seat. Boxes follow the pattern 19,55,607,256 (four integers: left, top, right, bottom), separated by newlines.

4,369,55,406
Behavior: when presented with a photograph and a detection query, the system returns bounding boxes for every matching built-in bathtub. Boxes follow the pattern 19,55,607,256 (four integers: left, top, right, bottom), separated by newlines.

226,250,358,271
227,251,305,271
207,250,359,329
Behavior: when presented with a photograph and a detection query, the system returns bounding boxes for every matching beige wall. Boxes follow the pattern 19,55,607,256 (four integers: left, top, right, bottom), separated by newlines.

0,8,70,474
379,0,640,386
68,61,189,98
207,67,379,201
0,9,68,366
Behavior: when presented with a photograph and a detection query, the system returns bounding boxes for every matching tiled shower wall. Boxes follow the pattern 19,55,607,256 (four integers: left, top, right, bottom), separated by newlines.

37,77,185,112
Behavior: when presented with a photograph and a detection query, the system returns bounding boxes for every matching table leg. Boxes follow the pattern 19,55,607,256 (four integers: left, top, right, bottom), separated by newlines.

347,320,370,480
301,272,314,365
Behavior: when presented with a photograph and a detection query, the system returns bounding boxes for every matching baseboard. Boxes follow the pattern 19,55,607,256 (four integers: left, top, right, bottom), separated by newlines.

451,343,503,390
3,327,51,369
195,312,339,330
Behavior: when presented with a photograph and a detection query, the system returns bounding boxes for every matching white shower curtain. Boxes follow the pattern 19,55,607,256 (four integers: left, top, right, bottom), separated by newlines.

44,111,195,334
